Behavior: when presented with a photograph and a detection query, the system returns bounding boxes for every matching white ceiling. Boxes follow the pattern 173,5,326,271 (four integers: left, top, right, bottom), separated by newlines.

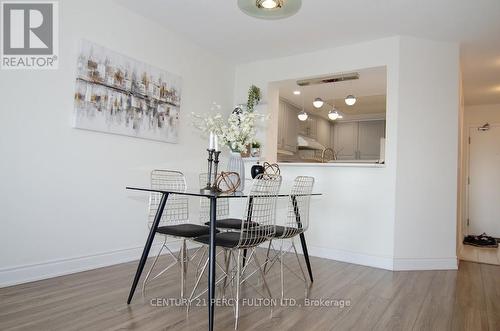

116,0,500,106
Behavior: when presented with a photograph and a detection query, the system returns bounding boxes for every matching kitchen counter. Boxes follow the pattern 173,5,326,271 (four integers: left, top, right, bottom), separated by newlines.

278,161,385,168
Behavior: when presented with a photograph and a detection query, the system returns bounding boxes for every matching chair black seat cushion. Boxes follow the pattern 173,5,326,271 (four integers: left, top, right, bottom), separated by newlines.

272,225,303,238
194,231,267,248
156,224,215,238
203,218,259,230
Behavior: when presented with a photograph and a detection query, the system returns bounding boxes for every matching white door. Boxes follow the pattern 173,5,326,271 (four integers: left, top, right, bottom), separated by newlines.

468,125,500,238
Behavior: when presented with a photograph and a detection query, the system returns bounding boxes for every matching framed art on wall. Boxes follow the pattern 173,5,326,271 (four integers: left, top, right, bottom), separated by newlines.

73,40,182,143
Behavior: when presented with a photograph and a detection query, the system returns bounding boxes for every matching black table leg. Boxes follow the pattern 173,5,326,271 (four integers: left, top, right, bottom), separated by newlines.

208,197,217,331
127,193,169,304
242,197,253,268
292,195,313,283
299,233,313,283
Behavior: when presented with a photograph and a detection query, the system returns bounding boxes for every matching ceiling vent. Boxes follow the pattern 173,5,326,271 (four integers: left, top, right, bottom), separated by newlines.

296,72,359,87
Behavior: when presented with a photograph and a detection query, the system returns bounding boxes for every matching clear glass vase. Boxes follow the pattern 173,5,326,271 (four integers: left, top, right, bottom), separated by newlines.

227,151,245,192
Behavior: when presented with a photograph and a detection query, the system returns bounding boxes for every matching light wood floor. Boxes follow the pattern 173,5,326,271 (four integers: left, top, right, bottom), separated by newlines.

1,251,499,331
459,244,500,265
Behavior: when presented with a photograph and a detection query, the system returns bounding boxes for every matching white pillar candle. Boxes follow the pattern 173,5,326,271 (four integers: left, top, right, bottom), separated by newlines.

209,132,214,150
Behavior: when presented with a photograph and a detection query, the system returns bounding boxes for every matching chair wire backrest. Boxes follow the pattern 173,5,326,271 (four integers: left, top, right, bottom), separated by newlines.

237,174,282,248
148,170,189,227
198,173,230,223
282,176,314,238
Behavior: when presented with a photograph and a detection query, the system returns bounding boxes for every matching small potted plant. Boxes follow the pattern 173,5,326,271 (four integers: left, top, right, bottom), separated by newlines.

247,85,261,113
250,141,261,157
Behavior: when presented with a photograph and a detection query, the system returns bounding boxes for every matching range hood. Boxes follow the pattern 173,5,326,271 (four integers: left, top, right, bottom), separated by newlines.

296,72,359,87
297,135,325,150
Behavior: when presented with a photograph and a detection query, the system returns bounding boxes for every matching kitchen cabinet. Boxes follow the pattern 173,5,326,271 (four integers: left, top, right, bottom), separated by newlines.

316,117,331,147
298,116,317,139
358,120,386,160
333,120,385,160
277,99,298,153
333,122,358,159
277,101,286,150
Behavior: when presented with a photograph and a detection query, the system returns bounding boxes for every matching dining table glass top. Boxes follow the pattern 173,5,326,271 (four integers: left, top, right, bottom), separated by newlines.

126,186,322,198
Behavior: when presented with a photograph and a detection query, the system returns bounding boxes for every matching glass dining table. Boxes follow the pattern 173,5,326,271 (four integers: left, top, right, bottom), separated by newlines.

125,186,321,331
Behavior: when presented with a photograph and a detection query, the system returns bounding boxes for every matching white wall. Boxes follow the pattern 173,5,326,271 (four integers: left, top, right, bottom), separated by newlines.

234,37,400,269
234,36,460,270
393,37,459,270
0,0,234,286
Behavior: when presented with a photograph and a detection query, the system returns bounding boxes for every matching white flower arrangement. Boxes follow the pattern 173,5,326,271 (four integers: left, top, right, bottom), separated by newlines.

192,105,263,153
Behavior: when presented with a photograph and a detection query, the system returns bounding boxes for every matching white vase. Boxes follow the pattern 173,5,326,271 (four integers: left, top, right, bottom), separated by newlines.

227,151,245,191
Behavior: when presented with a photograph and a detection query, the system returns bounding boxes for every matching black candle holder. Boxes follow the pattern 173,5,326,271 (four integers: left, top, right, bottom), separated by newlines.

205,148,215,190
212,151,221,189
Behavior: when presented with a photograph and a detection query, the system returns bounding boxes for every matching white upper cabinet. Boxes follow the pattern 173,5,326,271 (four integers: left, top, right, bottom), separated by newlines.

277,99,298,153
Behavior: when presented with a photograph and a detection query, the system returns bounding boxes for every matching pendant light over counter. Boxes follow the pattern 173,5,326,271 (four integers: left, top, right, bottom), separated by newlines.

328,107,343,121
312,97,324,109
345,94,357,106
328,108,340,120
297,111,308,121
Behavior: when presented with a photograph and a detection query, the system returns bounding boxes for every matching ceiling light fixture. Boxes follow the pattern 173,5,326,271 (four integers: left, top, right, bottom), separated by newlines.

345,94,356,106
313,97,324,108
293,90,301,95
328,109,340,121
257,0,282,9
238,0,302,20
298,111,308,121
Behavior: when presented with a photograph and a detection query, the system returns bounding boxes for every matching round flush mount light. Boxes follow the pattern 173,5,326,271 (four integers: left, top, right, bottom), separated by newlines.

293,90,301,95
328,109,340,121
313,97,324,109
297,110,308,121
345,94,357,106
257,0,282,9
238,0,302,20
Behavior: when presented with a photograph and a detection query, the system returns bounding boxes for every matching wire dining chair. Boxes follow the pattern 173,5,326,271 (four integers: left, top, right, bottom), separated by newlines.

188,173,282,329
263,176,315,299
142,170,210,298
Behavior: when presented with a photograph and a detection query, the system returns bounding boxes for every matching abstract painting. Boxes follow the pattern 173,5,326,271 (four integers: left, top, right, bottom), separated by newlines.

73,40,182,143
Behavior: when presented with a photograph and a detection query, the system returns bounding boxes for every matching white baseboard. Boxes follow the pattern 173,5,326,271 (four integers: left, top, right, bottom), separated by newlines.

0,239,200,288
1,241,458,287
269,240,394,270
285,243,458,271
393,257,458,271
304,245,394,270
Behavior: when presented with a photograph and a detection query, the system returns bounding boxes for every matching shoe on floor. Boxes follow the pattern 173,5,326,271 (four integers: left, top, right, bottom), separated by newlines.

463,233,498,248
